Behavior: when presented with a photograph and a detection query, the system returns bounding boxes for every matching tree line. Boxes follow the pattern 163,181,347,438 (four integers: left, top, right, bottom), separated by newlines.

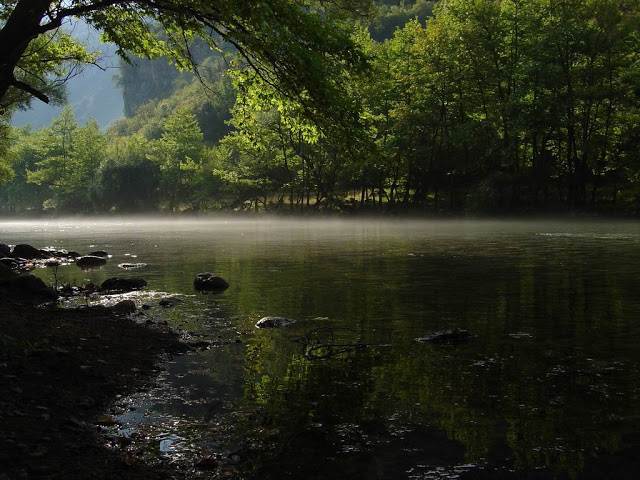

2,0,640,214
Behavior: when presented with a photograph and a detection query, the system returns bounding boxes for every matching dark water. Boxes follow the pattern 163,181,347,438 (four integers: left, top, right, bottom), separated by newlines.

3,218,640,479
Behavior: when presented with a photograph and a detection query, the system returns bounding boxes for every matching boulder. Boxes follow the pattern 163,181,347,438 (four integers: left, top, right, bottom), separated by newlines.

255,316,296,329
89,250,110,258
11,244,45,260
111,300,137,314
100,277,147,293
193,273,229,292
415,328,472,344
0,273,57,304
0,243,10,257
76,256,107,269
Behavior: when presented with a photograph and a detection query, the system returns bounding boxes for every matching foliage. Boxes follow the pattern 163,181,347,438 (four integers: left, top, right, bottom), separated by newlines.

25,106,106,210
0,0,372,119
1,28,98,113
3,0,640,215
149,108,204,211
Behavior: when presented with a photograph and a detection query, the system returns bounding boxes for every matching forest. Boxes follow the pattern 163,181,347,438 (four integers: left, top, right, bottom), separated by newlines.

2,0,640,215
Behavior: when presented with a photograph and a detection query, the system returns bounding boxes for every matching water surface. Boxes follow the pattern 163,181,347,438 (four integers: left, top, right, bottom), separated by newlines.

2,218,640,479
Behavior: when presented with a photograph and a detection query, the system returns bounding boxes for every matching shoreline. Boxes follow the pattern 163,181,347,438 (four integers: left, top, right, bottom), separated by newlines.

1,212,640,226
0,302,187,479
0,208,639,221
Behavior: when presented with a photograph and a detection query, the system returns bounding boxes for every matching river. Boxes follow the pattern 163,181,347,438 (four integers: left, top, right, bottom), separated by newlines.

2,218,640,479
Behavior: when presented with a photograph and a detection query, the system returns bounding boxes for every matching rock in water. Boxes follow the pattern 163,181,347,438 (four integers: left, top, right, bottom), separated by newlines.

118,263,147,270
415,328,472,344
255,316,296,329
100,277,147,293
11,244,45,260
159,296,182,308
89,250,110,258
76,256,107,269
0,243,10,257
111,300,137,314
0,273,57,304
41,247,69,258
193,273,229,292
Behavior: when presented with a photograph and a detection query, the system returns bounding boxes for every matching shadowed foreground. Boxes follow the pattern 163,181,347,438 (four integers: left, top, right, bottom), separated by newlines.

0,303,186,479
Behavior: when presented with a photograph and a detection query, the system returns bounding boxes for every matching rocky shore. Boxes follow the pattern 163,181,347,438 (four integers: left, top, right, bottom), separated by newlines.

0,242,215,479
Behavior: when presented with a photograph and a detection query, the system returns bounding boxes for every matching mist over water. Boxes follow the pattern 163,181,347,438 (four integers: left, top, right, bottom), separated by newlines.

3,217,640,478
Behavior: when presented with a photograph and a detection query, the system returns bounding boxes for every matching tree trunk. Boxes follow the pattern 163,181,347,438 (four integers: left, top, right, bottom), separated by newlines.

0,0,53,107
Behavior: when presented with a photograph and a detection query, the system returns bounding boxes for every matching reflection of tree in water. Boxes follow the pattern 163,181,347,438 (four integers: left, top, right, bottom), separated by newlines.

232,245,640,478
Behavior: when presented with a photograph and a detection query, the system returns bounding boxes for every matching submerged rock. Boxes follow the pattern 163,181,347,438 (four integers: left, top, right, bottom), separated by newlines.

0,272,57,304
100,277,147,293
255,316,296,329
159,296,182,308
76,256,107,269
12,244,45,260
0,243,11,257
89,250,109,258
194,273,229,292
416,328,472,344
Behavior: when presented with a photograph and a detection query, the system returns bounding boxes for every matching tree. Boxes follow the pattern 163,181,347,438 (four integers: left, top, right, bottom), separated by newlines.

0,0,371,117
0,118,14,185
26,106,106,210
150,108,204,211
97,133,160,211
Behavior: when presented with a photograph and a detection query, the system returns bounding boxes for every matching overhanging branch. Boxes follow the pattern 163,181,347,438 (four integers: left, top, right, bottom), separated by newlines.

11,78,50,104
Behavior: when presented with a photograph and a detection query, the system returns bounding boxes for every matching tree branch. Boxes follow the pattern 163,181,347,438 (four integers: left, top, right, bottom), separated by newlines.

11,78,50,103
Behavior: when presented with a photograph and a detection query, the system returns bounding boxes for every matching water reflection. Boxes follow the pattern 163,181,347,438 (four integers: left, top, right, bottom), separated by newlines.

2,218,640,478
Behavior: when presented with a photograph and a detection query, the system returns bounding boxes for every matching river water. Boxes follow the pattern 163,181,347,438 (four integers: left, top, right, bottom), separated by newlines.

2,218,640,479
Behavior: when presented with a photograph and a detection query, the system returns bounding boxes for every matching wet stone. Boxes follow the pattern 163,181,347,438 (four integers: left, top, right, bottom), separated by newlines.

255,316,296,329
100,277,147,294
118,262,147,270
11,244,45,260
159,296,182,308
111,300,137,314
194,273,229,292
76,256,107,269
